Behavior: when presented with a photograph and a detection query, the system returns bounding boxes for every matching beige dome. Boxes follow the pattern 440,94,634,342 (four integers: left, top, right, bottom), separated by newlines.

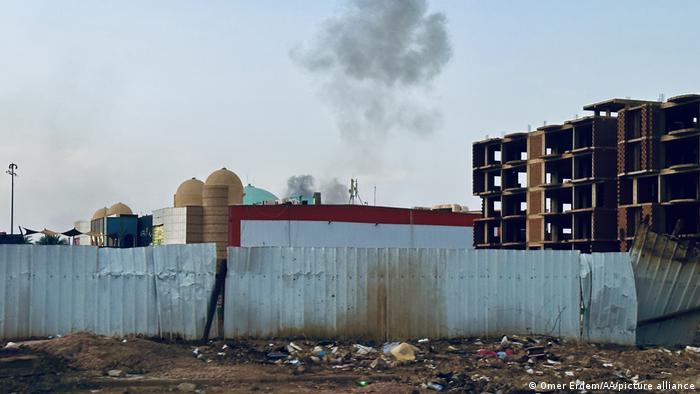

106,202,133,216
91,207,108,220
205,168,244,205
174,177,204,207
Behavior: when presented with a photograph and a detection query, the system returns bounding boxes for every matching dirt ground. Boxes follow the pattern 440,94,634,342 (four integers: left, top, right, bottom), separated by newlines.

1,332,699,393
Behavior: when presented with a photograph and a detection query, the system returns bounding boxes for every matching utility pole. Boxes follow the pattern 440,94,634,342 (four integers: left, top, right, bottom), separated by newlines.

6,163,17,235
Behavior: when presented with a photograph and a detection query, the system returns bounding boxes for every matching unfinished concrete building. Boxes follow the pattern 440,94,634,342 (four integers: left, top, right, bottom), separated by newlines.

473,137,503,248
526,113,619,252
472,133,528,249
617,94,700,251
473,97,667,252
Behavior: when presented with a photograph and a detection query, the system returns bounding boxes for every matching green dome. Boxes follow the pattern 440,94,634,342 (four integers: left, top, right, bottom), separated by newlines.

244,184,279,205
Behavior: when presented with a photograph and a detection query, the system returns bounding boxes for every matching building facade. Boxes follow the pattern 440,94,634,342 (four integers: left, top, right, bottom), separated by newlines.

472,96,697,252
616,94,700,251
228,204,478,249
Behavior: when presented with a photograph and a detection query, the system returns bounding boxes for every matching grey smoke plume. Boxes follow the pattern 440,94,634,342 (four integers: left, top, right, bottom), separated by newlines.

320,178,348,204
286,175,316,198
286,175,349,204
292,0,451,144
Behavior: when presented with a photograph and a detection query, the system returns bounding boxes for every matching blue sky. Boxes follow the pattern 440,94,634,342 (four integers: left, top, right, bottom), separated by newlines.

1,0,699,231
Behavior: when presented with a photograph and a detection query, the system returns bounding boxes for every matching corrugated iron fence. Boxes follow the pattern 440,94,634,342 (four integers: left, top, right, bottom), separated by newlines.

580,253,637,345
1,244,641,344
225,247,637,343
0,244,215,339
630,222,700,345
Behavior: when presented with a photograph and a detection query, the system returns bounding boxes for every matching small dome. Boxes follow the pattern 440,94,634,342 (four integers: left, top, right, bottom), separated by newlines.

106,202,133,216
175,177,204,207
205,168,244,205
91,207,108,220
244,184,278,205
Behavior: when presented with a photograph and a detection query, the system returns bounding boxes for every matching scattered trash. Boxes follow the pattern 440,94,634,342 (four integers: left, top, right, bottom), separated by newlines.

526,345,545,360
382,342,400,355
121,339,127,343
106,369,124,377
354,344,374,355
500,336,509,347
387,342,418,362
4,341,18,349
312,346,325,357
287,342,303,354
7,332,700,393
476,349,497,358
418,338,430,343
355,380,369,387
266,350,288,360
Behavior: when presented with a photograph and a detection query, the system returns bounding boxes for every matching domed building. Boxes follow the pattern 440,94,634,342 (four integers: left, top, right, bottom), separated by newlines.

203,168,244,259
204,168,244,205
174,178,204,207
244,184,278,205
89,202,141,248
154,177,205,246
152,168,248,259
92,207,108,220
107,202,133,216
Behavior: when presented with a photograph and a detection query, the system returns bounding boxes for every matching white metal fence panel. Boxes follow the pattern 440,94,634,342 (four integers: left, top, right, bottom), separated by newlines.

154,243,216,339
1,246,100,338
0,244,215,340
96,247,158,337
224,247,582,340
580,253,637,345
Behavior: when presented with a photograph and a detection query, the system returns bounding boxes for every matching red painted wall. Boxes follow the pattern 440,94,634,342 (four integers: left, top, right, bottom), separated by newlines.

228,204,478,246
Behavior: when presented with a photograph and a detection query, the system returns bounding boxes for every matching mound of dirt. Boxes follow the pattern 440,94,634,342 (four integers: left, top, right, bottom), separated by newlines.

23,332,197,374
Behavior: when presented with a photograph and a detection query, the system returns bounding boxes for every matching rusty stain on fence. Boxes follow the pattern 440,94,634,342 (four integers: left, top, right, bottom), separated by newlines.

224,247,583,340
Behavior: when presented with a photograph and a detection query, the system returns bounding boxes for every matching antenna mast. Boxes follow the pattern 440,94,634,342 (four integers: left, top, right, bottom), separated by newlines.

6,163,18,235
349,178,363,205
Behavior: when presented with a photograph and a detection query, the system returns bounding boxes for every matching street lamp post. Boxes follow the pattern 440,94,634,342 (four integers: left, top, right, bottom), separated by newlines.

6,163,17,235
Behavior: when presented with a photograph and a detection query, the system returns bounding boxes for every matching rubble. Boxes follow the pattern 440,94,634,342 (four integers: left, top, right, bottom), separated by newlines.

1,332,699,392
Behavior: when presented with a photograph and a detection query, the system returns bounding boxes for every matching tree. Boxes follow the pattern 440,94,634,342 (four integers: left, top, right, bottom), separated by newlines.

36,234,67,245
20,236,33,244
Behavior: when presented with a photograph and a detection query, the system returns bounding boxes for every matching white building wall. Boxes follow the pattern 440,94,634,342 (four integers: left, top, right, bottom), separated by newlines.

240,220,473,249
153,207,188,245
